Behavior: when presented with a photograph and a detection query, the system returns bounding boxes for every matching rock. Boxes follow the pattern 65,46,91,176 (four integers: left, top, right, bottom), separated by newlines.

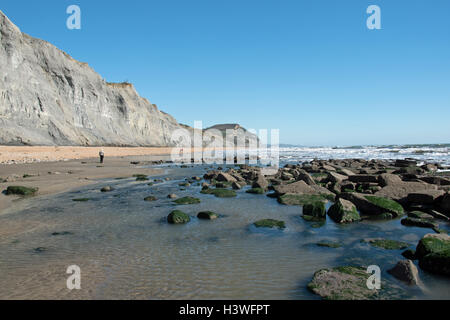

388,260,420,285
246,188,265,194
338,168,356,176
401,217,438,229
316,241,342,248
307,266,377,300
273,180,335,199
427,209,450,221
297,170,317,186
395,159,417,167
101,186,114,192
303,202,326,220
349,175,379,183
415,233,450,276
197,211,219,220
278,194,332,206
419,176,450,186
375,181,437,201
167,210,190,224
216,172,237,183
402,249,417,260
328,172,348,184
167,194,177,199
408,211,435,220
201,188,237,198
144,196,158,202
5,186,38,196
340,193,404,217
231,182,242,190
363,238,410,250
378,173,403,187
173,197,201,205
439,193,450,216
254,219,286,229
328,198,360,223
252,175,269,190
321,165,336,172
406,190,445,205
179,182,191,187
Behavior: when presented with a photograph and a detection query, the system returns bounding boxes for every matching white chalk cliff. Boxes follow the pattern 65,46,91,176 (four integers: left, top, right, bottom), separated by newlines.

0,10,200,146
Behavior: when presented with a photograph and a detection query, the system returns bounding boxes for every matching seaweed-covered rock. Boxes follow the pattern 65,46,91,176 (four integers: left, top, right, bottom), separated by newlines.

197,211,219,220
246,188,265,194
408,211,434,220
340,193,404,217
167,210,191,224
303,202,326,219
254,219,286,229
5,186,38,196
363,238,410,250
307,266,377,300
415,233,450,276
173,197,201,205
278,194,333,206
201,188,237,198
328,198,360,223
144,196,158,202
388,260,419,285
316,241,342,248
401,217,438,229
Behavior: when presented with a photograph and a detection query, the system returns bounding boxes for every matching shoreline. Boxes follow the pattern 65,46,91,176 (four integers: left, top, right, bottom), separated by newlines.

0,153,172,216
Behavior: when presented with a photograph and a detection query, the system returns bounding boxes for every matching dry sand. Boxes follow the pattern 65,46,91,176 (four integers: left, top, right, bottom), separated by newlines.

0,147,176,216
0,146,175,164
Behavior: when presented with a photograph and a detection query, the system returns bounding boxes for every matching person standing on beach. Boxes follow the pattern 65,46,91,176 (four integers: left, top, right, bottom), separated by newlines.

99,149,105,164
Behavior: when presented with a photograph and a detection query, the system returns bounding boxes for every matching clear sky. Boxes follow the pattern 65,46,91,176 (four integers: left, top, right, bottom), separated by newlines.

1,0,449,146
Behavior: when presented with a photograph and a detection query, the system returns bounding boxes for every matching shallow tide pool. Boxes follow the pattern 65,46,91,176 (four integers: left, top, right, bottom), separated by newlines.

0,165,449,299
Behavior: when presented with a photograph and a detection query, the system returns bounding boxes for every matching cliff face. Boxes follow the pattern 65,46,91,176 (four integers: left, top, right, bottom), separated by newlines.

0,10,191,146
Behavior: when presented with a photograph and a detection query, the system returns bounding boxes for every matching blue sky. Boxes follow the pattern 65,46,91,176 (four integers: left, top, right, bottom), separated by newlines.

1,0,449,146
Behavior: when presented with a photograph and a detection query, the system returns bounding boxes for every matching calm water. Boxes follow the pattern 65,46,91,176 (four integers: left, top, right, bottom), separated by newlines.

0,164,449,299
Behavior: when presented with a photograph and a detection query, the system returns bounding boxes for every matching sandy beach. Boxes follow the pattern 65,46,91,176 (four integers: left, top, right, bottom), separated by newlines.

0,146,175,216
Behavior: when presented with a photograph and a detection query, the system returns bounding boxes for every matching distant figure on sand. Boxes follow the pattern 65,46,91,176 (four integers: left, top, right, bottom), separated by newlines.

99,149,105,164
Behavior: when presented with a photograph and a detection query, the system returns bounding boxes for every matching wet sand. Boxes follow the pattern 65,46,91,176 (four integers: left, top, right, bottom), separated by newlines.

0,151,173,217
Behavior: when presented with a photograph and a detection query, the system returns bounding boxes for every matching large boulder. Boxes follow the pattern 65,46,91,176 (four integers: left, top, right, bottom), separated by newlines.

216,172,237,183
328,172,348,184
387,260,420,285
297,170,316,186
340,193,404,217
374,181,438,201
252,175,269,191
406,190,445,205
415,233,450,276
327,198,361,223
273,180,334,198
378,173,403,187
